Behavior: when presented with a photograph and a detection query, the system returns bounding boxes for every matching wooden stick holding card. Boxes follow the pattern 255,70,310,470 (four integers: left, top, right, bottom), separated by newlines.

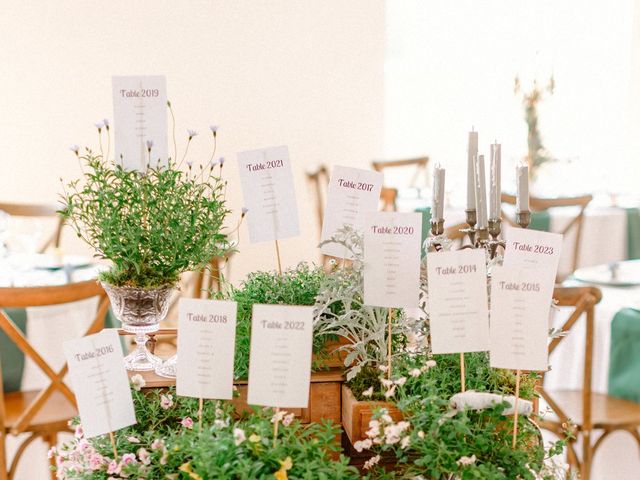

426,249,490,393
176,298,238,434
363,212,422,379
63,330,136,460
246,305,314,447
237,145,303,445
497,223,563,447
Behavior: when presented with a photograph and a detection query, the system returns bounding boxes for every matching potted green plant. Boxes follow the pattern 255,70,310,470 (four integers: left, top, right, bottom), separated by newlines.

53,382,360,479
60,121,230,371
212,263,345,427
222,262,340,380
314,227,416,444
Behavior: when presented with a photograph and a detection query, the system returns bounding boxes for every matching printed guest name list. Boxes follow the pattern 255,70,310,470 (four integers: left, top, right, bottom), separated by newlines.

64,329,136,438
237,145,300,243
489,266,553,371
363,212,422,308
427,249,489,353
176,299,237,400
247,304,313,408
320,166,382,259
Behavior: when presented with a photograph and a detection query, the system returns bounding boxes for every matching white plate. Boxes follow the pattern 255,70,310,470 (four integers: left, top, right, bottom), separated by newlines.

573,260,640,287
33,254,92,271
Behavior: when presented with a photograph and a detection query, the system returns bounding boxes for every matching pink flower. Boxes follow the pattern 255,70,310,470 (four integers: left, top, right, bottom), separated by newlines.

47,446,57,459
363,455,381,470
233,428,246,446
282,413,295,427
127,436,140,443
77,439,91,451
151,439,164,450
138,447,151,466
88,452,105,471
384,385,396,399
181,417,194,429
353,439,372,452
74,425,84,438
122,452,136,463
107,460,120,475
160,394,174,410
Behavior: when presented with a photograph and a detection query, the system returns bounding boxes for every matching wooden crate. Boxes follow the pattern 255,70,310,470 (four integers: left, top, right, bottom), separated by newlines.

130,369,343,425
341,384,402,444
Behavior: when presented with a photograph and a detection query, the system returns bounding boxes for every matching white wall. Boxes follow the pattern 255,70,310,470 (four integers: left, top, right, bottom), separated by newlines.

385,0,639,201
0,0,385,282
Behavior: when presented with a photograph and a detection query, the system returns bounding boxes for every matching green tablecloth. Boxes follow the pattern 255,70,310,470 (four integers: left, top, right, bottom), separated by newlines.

608,308,640,402
626,208,640,260
529,210,551,232
0,309,27,393
416,207,431,256
1,308,120,393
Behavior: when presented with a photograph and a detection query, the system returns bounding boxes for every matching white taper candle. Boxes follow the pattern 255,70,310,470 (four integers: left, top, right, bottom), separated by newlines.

432,164,446,221
467,130,478,210
516,162,529,212
489,143,501,219
475,154,488,229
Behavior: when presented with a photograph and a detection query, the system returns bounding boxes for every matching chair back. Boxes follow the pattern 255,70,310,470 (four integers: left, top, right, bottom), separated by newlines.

445,222,469,248
191,255,229,298
0,202,64,253
539,286,602,433
0,280,109,435
501,193,593,275
305,165,330,234
371,156,429,189
380,187,398,212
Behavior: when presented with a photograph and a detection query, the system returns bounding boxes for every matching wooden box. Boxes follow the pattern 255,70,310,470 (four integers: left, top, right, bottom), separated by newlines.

131,368,343,426
341,384,402,444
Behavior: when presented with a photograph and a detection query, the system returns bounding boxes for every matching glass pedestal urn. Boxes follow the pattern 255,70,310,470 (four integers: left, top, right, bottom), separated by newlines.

155,353,177,378
102,282,174,371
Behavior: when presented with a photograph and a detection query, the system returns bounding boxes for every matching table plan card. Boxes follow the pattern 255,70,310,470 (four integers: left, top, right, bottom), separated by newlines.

112,75,168,171
237,146,300,243
489,266,553,371
363,212,422,308
247,304,313,408
503,228,563,283
176,299,237,400
63,329,136,438
427,249,489,353
320,166,383,259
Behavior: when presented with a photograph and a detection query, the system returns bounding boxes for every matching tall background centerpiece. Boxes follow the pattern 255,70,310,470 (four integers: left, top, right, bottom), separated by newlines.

60,119,230,370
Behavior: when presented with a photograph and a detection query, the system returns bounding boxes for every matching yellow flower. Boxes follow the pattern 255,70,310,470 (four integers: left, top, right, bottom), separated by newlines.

178,462,203,480
249,433,261,443
273,457,293,480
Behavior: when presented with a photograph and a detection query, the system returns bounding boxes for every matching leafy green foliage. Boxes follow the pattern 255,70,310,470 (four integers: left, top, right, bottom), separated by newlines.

57,387,360,479
60,152,230,288
224,263,331,379
315,227,413,382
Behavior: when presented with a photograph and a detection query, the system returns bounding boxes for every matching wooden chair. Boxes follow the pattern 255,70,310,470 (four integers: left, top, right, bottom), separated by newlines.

371,156,429,188
537,286,640,480
190,249,235,298
445,222,469,249
305,165,330,236
0,281,110,480
501,193,593,277
380,187,398,212
0,203,64,253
